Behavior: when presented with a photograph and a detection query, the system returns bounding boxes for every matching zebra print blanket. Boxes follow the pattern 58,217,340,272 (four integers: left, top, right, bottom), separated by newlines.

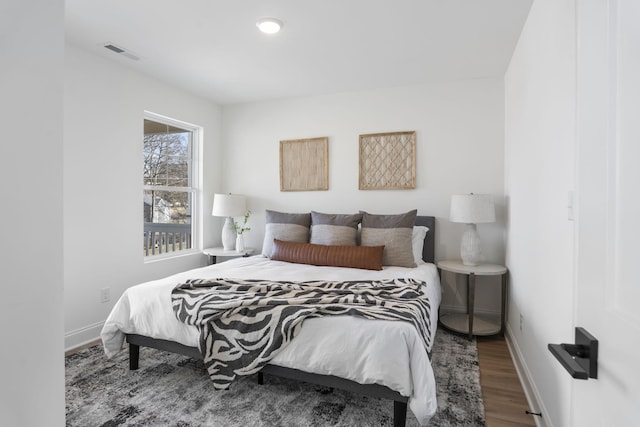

171,278,433,389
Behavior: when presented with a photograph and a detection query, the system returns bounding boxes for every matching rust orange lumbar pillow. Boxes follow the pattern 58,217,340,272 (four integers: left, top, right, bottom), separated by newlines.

270,239,384,270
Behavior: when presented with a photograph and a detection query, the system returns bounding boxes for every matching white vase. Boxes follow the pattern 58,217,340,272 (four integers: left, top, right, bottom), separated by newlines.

235,234,245,252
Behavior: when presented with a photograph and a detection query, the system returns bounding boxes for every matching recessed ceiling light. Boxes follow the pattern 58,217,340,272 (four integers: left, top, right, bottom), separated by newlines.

256,18,283,34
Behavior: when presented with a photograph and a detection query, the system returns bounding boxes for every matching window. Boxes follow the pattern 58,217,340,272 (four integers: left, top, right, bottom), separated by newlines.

143,112,201,257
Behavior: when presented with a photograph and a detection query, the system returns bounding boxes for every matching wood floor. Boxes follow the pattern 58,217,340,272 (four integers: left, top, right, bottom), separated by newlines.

477,335,538,427
65,339,100,357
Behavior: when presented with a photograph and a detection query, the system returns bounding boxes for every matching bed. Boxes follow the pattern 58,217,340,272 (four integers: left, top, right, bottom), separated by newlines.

101,214,439,427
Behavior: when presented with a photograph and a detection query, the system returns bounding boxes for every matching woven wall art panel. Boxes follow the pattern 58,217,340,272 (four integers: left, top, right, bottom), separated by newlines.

359,131,416,190
280,137,328,191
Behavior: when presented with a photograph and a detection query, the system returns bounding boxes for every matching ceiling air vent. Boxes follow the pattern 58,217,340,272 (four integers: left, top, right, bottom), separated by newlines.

103,43,140,61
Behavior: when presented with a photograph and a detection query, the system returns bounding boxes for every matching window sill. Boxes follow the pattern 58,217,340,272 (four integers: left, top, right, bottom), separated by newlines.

143,249,200,264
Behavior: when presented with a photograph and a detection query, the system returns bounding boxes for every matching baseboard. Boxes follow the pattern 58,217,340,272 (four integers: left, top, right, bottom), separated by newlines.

505,325,552,427
65,321,103,352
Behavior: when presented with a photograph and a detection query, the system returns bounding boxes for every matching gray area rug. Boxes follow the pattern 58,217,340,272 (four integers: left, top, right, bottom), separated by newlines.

66,329,485,426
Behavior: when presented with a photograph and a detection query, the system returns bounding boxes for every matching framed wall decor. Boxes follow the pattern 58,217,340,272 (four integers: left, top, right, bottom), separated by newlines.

359,131,416,190
279,137,329,191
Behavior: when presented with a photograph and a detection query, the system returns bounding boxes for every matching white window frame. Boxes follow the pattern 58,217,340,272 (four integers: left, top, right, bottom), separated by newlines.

143,111,203,261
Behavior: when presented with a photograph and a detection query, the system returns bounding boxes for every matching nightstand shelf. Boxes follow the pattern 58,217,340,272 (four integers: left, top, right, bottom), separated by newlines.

437,260,508,339
439,313,502,336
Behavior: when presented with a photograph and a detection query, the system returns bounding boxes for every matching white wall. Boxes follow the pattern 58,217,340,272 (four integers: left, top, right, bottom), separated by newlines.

222,79,507,313
63,45,223,349
0,0,65,425
504,0,576,425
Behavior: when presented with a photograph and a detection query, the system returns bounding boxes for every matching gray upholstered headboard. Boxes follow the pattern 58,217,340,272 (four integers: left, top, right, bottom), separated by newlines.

415,216,435,264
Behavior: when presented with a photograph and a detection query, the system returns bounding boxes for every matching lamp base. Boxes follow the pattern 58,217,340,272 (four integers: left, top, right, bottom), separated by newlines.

460,223,481,266
221,217,237,251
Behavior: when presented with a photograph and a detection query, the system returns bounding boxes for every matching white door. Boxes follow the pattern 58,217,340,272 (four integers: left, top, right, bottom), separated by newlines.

573,0,640,425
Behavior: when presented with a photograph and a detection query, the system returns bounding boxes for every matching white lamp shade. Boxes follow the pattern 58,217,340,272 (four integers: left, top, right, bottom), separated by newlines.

450,194,495,224
212,193,246,217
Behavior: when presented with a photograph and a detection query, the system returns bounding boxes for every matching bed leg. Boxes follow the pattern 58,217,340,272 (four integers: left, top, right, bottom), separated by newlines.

129,343,140,370
393,400,407,427
257,372,264,385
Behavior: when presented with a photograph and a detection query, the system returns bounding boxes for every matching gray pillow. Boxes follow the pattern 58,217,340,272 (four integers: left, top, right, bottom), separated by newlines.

360,209,417,268
310,211,363,246
262,210,311,257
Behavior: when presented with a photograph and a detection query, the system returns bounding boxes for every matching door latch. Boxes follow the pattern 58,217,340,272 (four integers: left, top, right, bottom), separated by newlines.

548,327,598,380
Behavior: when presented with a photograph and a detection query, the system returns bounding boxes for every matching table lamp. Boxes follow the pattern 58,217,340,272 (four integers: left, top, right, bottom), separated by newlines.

212,193,247,251
450,193,495,266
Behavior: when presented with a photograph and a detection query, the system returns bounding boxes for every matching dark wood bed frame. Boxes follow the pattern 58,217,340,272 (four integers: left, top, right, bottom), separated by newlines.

126,216,436,427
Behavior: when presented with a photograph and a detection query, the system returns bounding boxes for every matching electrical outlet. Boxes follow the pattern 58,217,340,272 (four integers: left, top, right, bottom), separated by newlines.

100,287,111,303
520,313,524,331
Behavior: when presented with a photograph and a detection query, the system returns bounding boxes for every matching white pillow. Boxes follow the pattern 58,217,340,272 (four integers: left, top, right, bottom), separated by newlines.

412,226,429,265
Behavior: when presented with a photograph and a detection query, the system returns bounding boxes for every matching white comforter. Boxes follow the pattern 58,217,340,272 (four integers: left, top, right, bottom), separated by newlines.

101,256,441,425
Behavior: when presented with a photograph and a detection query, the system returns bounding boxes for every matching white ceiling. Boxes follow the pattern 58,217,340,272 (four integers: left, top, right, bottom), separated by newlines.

65,0,533,105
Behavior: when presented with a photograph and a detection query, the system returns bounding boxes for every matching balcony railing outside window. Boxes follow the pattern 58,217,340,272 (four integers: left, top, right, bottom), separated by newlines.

144,222,192,256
